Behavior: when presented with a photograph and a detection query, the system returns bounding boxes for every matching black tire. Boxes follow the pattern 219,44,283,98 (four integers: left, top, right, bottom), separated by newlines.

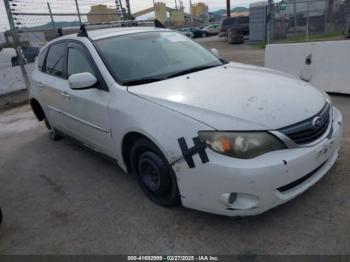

130,138,181,207
45,118,63,141
202,33,207,38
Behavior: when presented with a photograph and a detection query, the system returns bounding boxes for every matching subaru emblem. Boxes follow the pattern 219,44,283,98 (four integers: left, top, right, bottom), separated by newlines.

312,116,322,129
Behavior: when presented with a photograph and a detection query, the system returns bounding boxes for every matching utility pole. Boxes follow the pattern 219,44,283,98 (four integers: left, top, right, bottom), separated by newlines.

293,0,297,34
125,0,132,19
189,0,193,24
74,0,82,25
267,0,274,44
226,0,231,17
306,0,310,41
116,0,127,20
3,0,30,90
47,2,55,30
326,0,336,31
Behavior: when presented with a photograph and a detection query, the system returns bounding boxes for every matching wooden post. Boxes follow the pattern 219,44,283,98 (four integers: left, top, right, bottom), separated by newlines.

226,0,231,17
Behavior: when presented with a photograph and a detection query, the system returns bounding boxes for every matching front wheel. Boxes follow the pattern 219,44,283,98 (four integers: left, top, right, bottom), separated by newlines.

130,138,181,206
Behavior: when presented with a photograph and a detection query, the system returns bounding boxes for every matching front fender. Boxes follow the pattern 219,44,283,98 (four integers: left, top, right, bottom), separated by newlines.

108,86,214,172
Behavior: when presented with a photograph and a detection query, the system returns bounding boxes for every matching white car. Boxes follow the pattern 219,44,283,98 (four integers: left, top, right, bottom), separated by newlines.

29,26,343,216
204,24,220,35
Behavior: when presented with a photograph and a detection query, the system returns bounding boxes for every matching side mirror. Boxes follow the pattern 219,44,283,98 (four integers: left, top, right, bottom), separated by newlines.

211,48,219,57
68,72,97,90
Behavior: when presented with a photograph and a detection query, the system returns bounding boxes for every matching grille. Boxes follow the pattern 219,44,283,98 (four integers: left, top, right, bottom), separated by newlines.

279,103,331,145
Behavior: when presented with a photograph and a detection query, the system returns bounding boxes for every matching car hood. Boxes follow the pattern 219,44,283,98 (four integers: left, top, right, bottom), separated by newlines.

128,62,326,130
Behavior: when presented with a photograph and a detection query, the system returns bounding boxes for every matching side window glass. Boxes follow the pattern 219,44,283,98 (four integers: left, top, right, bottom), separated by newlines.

37,47,48,72
67,48,95,77
46,43,65,77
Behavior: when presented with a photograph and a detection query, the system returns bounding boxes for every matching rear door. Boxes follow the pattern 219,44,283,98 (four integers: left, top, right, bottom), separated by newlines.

37,41,71,132
64,41,113,155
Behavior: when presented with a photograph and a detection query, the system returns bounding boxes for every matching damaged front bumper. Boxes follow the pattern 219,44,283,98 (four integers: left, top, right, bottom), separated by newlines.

173,107,343,216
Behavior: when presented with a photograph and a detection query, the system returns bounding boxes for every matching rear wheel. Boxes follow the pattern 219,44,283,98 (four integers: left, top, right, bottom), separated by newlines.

130,138,181,206
202,33,207,38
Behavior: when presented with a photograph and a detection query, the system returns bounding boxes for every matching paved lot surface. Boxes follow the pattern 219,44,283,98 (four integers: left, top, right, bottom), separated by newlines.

0,37,349,255
196,36,265,66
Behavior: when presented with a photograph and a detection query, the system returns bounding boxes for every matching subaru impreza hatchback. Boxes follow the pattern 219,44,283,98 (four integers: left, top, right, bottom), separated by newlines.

29,26,343,216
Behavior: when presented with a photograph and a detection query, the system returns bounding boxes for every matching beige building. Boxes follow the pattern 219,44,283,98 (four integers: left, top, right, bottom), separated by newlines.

87,5,120,24
190,2,208,17
170,10,185,26
154,2,167,23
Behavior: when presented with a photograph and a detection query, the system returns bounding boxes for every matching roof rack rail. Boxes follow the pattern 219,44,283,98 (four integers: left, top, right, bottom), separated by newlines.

77,23,88,37
76,19,166,37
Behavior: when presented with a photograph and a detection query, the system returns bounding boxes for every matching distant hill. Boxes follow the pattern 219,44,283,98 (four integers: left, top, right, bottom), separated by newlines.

213,9,226,15
213,7,248,16
31,21,81,30
232,7,249,13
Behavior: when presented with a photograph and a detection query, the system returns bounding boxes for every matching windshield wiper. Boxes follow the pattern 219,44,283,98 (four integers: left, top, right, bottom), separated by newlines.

122,77,167,86
123,64,221,86
164,64,221,79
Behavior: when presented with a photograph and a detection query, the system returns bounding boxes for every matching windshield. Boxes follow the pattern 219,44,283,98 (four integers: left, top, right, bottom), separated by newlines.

94,31,223,85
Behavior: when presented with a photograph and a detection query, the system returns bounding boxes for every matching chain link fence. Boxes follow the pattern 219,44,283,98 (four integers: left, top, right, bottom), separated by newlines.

270,0,350,43
0,0,130,98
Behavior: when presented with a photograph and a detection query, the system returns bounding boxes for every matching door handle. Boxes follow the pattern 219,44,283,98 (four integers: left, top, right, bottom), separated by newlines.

38,82,45,88
60,91,71,99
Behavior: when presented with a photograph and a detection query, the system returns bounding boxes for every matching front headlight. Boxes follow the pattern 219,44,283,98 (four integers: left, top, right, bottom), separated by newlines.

198,131,286,159
322,91,332,106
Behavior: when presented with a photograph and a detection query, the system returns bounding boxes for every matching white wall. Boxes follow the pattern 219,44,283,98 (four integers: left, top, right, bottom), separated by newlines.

0,48,34,95
265,40,350,94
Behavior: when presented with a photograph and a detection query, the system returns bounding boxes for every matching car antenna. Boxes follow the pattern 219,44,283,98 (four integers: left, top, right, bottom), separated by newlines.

154,19,166,29
57,28,63,37
77,23,88,37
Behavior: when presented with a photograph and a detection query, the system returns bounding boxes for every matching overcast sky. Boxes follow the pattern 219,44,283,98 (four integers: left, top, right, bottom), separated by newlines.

0,0,256,32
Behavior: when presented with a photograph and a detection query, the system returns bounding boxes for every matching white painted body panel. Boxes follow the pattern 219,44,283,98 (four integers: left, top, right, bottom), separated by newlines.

128,62,326,130
265,40,350,94
29,28,343,216
175,108,342,216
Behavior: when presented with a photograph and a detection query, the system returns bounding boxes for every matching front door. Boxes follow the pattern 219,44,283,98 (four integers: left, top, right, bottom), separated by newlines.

63,42,113,156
